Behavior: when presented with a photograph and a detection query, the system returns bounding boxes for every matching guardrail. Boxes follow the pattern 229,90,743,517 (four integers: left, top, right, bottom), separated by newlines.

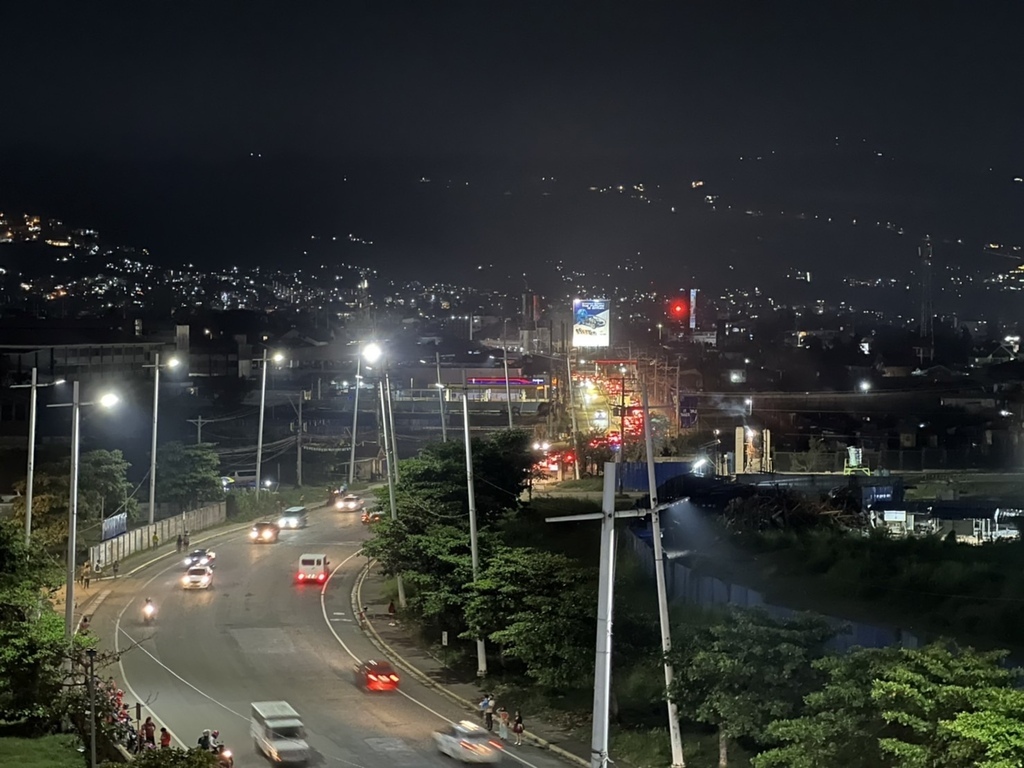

89,502,227,569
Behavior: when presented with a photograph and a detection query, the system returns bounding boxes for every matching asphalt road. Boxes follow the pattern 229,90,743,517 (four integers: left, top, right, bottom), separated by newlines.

89,506,571,768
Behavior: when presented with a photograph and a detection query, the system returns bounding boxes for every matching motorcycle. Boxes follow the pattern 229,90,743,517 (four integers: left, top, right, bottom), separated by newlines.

142,601,156,625
214,743,234,767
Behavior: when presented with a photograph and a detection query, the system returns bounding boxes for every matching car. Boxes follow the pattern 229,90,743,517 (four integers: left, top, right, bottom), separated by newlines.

334,494,365,512
181,565,214,589
353,660,400,691
277,506,308,529
183,548,216,567
432,721,503,763
360,509,383,525
250,522,280,543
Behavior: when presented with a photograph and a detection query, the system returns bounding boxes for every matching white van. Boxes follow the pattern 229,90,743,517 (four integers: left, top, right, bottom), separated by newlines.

250,701,309,764
295,554,330,584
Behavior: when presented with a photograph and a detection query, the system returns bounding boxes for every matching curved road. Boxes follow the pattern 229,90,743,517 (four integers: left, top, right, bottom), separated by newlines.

89,507,570,768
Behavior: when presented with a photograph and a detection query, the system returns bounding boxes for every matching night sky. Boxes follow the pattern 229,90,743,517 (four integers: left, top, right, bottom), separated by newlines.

2,2,1022,291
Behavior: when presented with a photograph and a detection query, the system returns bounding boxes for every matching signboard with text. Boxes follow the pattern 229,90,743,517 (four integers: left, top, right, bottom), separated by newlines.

102,512,128,541
572,298,611,348
679,395,699,429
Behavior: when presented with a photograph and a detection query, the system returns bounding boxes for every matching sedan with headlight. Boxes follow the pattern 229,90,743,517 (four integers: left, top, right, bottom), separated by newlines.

250,522,280,543
181,565,214,589
334,494,365,512
277,506,308,529
183,548,216,567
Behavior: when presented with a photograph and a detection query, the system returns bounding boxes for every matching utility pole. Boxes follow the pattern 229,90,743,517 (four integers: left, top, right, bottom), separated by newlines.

379,382,406,607
545,464,644,768
296,394,303,487
462,394,488,676
435,351,448,442
642,382,687,767
565,353,581,480
503,344,514,429
187,415,207,444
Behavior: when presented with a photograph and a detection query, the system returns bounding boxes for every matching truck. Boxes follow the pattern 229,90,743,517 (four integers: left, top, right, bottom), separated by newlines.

250,701,310,765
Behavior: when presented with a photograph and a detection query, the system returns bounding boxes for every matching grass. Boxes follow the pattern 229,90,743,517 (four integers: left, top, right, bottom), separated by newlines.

611,727,752,768
0,735,83,768
549,477,604,491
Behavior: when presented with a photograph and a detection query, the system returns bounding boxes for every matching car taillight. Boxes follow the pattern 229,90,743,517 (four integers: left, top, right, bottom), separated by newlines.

489,740,503,749
389,675,399,681
317,573,326,581
297,573,305,580
367,673,378,681
459,741,474,751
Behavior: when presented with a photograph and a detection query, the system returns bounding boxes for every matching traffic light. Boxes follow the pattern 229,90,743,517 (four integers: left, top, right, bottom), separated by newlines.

667,297,688,322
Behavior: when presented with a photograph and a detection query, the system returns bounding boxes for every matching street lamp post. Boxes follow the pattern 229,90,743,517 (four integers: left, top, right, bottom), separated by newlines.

256,351,284,498
48,383,119,643
11,368,64,545
379,380,407,608
462,393,488,676
384,369,400,483
348,343,382,488
144,353,179,525
435,351,448,442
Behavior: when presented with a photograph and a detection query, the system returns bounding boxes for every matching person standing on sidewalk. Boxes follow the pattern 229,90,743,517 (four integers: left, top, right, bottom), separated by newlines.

484,697,495,732
152,532,159,548
112,560,120,579
512,711,524,746
176,534,183,552
142,716,156,747
159,727,171,749
83,563,91,589
497,707,509,741
183,531,190,548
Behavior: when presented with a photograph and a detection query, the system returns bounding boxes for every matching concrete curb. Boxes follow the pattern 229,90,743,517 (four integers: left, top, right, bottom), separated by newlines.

352,561,589,768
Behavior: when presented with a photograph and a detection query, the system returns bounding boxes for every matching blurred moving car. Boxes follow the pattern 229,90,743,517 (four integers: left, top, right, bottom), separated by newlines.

250,522,280,543
353,660,400,691
360,509,383,525
334,494,365,512
277,506,308,529
181,565,214,589
432,721,503,763
183,548,216,567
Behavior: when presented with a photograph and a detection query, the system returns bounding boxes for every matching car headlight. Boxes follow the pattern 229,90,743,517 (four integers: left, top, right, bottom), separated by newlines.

250,530,258,539
200,576,209,584
184,558,193,565
181,576,189,585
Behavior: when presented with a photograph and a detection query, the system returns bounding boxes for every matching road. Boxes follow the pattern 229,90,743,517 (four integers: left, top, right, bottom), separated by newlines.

88,505,571,768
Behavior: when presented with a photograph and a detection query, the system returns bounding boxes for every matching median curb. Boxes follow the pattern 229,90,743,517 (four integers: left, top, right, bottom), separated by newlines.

352,561,589,768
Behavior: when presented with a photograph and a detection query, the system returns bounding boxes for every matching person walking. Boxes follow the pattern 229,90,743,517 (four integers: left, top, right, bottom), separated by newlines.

183,532,190,548
497,707,509,741
484,696,495,732
112,560,120,579
151,532,159,548
83,563,91,589
159,727,171,749
512,710,524,746
176,534,183,553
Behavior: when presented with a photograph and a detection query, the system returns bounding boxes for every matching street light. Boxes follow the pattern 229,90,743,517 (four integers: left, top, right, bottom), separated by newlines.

11,369,65,545
256,351,285,498
143,353,180,525
435,351,448,442
378,380,407,608
348,343,382,487
48,382,119,642
745,397,753,416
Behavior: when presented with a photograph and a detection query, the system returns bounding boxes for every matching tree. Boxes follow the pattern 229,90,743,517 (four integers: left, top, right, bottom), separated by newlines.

669,609,835,767
156,442,223,511
101,747,218,767
755,643,1022,768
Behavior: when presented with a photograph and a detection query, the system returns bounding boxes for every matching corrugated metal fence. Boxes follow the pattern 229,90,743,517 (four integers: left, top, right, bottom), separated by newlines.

624,531,923,653
89,502,227,569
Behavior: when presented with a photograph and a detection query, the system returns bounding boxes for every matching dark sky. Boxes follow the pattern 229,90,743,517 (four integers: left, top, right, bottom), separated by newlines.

2,2,1022,287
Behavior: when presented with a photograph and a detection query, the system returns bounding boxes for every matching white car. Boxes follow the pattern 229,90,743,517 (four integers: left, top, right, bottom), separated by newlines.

181,566,214,590
433,721,503,764
334,494,365,512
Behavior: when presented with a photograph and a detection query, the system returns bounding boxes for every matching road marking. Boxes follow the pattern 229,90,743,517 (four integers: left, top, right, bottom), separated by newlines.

320,560,547,768
115,542,371,768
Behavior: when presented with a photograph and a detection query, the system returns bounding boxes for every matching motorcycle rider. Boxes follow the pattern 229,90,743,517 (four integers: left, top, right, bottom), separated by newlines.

197,729,212,751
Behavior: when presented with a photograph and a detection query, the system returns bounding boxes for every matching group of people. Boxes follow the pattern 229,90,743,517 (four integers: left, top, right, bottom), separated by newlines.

98,678,171,751
477,694,524,746
78,560,121,588
175,531,192,552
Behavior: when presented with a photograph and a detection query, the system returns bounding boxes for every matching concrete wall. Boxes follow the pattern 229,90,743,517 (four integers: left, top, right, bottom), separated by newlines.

89,501,226,568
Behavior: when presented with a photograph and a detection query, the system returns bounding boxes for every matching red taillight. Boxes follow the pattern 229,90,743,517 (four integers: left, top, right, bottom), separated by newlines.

317,573,326,581
367,673,378,681
297,573,305,580
459,741,474,751
389,674,399,681
489,740,503,749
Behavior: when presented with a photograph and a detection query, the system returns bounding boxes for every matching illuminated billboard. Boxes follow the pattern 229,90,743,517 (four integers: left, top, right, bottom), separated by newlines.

572,298,611,347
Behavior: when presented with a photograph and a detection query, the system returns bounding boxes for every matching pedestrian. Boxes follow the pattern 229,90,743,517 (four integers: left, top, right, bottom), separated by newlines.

183,532,190,548
142,716,156,746
79,615,91,634
513,710,524,746
387,600,396,624
151,532,159,548
159,727,171,749
112,560,120,579
478,694,490,724
94,561,103,580
176,534,183,552
498,707,509,741
484,696,495,732
83,564,91,589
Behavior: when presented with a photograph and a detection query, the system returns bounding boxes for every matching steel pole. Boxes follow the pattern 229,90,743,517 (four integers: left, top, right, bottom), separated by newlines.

590,463,617,768
642,382,686,767
255,353,268,497
503,346,513,429
25,367,38,545
379,382,406,607
565,354,580,480
462,394,488,676
348,357,361,487
148,353,160,525
384,369,399,482
435,351,447,442
65,381,81,644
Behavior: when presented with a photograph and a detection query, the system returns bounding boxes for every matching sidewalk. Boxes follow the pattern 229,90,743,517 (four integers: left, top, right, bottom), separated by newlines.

356,566,591,767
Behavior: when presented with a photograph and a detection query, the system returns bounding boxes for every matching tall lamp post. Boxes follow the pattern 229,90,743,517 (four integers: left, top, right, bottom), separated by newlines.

378,380,407,607
143,353,179,525
11,369,65,545
462,393,488,675
48,383,119,642
435,351,447,442
256,351,284,498
348,342,382,488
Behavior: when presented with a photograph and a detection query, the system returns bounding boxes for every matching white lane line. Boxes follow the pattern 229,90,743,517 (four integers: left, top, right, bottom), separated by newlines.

320,560,547,768
116,542,371,768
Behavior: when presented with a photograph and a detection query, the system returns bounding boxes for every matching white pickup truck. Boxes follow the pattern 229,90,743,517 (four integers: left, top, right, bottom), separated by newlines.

250,701,310,765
